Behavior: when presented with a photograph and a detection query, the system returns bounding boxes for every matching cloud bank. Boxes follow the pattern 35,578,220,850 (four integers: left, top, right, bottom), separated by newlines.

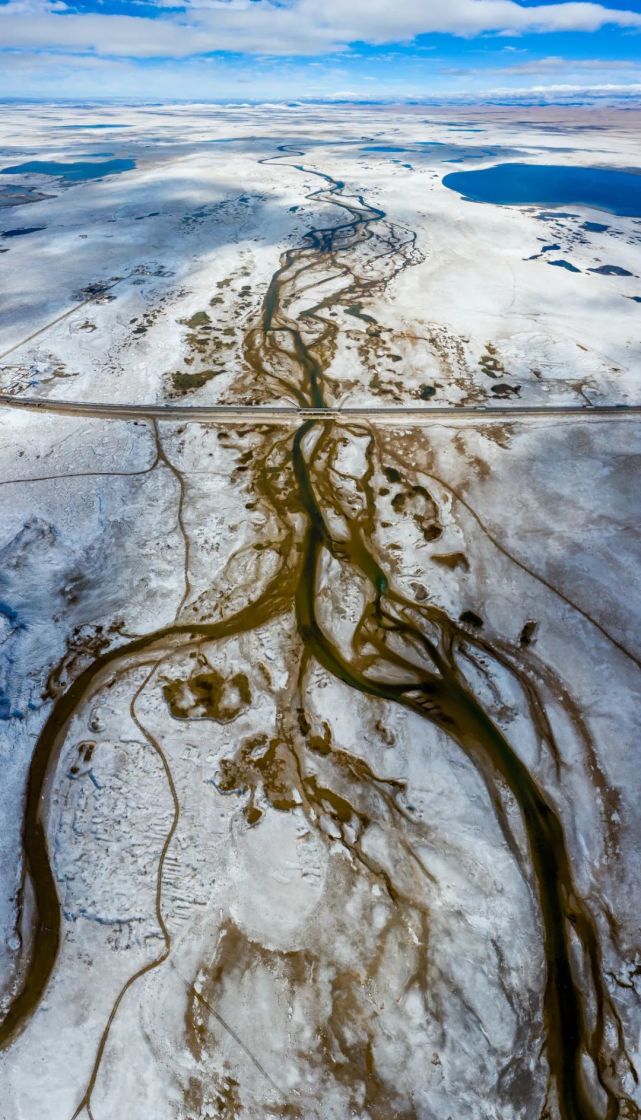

1,0,641,57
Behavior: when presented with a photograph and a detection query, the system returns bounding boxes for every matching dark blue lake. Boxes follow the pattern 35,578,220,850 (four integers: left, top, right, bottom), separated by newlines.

0,158,136,181
55,124,130,130
442,163,641,217
2,227,45,238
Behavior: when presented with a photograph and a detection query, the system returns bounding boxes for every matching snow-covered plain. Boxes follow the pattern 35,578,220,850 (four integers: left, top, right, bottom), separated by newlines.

0,102,640,1120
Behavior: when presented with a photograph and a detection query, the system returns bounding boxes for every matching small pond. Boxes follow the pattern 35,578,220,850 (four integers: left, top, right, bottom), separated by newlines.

2,227,45,238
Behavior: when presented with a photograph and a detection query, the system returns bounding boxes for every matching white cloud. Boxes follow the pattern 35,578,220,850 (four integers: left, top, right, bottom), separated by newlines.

1,0,641,59
485,80,641,96
0,0,67,12
443,53,641,75
295,0,641,40
1,42,640,103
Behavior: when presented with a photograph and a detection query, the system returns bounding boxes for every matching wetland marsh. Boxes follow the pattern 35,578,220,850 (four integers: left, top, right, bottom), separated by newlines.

0,103,640,1120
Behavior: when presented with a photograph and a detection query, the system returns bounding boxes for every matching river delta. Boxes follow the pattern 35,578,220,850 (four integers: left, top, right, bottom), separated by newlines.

0,102,640,1120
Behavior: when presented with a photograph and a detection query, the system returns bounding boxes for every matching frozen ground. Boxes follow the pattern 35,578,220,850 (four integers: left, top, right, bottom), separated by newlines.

1,102,639,407
0,102,640,1120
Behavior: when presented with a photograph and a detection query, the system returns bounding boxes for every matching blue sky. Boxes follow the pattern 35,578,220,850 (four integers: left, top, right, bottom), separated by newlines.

1,0,641,101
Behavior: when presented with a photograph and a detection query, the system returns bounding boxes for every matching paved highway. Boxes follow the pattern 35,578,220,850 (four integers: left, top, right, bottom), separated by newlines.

1,395,640,424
